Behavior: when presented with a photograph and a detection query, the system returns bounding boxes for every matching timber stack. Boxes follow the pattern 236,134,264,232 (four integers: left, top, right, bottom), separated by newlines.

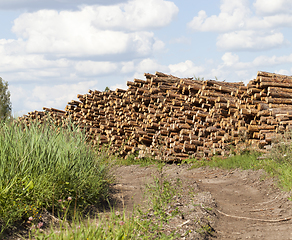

18,71,292,162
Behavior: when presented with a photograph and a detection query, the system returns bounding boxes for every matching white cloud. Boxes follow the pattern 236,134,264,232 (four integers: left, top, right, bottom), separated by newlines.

8,1,175,59
219,52,251,70
75,61,118,76
32,81,97,105
254,0,292,16
12,10,164,58
168,60,205,78
188,0,250,32
126,58,169,80
188,0,292,51
0,46,70,74
0,0,176,106
10,80,99,116
210,52,292,84
217,30,285,51
128,59,206,81
252,54,292,66
91,0,179,31
188,3,292,33
136,58,168,73
221,52,239,66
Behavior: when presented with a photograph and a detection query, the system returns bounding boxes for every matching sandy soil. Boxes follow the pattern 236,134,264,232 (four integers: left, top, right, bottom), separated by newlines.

111,164,292,240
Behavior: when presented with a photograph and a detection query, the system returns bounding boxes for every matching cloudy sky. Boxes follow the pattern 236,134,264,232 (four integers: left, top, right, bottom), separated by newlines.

1,0,292,116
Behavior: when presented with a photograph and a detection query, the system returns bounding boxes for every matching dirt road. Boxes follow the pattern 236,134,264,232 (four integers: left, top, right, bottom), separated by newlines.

111,164,292,239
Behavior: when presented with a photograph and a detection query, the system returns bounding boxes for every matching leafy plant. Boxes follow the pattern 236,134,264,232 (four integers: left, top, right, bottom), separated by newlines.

143,163,182,225
0,77,12,121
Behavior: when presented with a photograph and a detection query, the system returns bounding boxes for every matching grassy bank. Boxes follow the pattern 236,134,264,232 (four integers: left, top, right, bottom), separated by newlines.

0,120,111,236
0,121,186,239
30,166,183,240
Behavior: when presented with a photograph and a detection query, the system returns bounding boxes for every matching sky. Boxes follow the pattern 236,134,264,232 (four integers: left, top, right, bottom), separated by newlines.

1,0,292,116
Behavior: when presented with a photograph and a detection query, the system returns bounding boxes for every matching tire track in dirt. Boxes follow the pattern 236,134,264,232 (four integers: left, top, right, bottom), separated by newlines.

111,165,292,239
196,168,292,239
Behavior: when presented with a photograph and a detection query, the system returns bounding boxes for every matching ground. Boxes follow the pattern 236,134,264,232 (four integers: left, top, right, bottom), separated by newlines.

111,164,292,239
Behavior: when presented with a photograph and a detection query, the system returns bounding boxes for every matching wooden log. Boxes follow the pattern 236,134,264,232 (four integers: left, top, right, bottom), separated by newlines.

268,91,292,99
257,71,292,83
268,86,292,94
183,143,196,152
248,125,275,132
266,98,292,105
260,82,292,89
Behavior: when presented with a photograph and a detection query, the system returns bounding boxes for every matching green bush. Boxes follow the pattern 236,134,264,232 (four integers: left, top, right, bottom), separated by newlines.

0,77,12,121
0,120,111,234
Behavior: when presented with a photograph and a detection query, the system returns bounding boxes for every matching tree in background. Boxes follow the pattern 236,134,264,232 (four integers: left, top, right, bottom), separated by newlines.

104,86,110,92
0,77,12,120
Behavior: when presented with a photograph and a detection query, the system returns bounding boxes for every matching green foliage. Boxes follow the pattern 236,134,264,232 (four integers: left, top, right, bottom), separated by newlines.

30,166,182,240
0,77,12,120
104,86,110,92
30,205,178,240
145,174,181,223
190,151,261,170
193,75,204,81
0,120,111,234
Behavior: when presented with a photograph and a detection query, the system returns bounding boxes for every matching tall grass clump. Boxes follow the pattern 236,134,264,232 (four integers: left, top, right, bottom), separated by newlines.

31,164,182,240
0,119,111,235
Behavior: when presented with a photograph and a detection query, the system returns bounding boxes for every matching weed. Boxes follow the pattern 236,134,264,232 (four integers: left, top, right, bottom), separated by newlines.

196,221,213,236
193,75,205,81
0,119,111,236
30,163,184,240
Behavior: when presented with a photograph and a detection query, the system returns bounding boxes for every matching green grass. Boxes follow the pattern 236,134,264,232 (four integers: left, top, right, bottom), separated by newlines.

29,207,179,240
189,151,261,170
29,210,147,240
0,120,184,239
29,163,183,240
0,119,112,236
188,148,292,191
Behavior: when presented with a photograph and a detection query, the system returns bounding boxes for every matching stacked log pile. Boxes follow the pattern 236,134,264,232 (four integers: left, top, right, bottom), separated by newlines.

244,71,292,150
18,71,292,162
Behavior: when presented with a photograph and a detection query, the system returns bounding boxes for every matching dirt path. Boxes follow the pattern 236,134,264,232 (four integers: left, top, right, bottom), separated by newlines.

111,164,292,239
